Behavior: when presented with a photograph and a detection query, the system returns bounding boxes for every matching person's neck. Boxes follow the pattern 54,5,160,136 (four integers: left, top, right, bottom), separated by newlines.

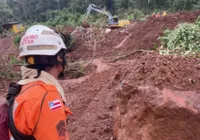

46,67,59,79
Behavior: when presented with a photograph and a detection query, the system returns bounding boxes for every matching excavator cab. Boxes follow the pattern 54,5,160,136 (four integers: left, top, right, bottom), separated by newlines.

109,17,120,29
113,16,119,23
109,16,130,29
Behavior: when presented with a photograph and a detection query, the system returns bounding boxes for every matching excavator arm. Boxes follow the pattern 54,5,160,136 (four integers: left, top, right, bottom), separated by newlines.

82,4,130,29
83,4,118,25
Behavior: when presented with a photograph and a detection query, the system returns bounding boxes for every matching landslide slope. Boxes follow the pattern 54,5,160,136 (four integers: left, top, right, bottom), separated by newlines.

1,10,200,140
64,10,200,140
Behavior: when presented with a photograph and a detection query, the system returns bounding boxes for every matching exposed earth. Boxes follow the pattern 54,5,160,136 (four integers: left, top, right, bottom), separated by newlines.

1,11,200,140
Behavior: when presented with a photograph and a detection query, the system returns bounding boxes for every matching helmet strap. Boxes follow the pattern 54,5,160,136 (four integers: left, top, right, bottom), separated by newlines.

34,69,42,78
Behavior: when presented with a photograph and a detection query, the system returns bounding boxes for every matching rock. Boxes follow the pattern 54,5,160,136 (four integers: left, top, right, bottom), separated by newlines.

91,127,96,132
105,29,111,34
97,113,109,120
114,85,200,140
110,136,116,140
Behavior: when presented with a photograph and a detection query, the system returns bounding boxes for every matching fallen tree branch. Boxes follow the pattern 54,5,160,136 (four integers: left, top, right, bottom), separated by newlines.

115,33,133,49
108,49,154,62
0,89,7,92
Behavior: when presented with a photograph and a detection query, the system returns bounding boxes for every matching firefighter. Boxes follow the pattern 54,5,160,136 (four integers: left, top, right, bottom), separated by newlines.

8,25,72,140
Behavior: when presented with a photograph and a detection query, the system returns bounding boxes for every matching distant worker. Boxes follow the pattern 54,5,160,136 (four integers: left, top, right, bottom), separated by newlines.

151,12,156,18
6,25,72,140
156,12,161,18
163,11,167,16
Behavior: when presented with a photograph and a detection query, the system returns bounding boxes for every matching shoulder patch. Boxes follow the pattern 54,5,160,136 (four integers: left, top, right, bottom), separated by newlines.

56,120,67,140
48,100,62,111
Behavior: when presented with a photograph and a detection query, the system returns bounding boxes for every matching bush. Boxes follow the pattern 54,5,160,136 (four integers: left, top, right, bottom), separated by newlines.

13,35,22,46
0,56,21,80
9,55,21,65
116,8,146,21
159,18,200,55
0,27,3,34
45,9,83,27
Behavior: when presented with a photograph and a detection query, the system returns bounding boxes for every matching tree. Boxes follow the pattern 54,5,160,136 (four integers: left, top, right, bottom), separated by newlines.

5,0,200,24
0,1,13,25
193,0,200,10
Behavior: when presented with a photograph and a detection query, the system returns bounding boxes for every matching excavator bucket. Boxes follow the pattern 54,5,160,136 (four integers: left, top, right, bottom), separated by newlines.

81,20,90,28
109,25,121,29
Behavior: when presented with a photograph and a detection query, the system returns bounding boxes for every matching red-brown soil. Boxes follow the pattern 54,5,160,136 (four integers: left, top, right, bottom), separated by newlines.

64,52,200,140
70,10,200,61
1,10,200,140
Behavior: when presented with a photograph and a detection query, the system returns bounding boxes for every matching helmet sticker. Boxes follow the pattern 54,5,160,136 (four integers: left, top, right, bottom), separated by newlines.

27,56,34,64
20,35,38,46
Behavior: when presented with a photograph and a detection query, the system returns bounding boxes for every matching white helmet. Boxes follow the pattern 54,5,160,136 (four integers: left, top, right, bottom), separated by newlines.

19,25,66,59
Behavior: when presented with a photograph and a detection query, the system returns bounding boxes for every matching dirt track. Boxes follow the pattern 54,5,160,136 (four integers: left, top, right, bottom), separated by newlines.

1,10,200,140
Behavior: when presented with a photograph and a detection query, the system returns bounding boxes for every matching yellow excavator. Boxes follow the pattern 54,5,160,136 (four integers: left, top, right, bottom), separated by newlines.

82,4,130,29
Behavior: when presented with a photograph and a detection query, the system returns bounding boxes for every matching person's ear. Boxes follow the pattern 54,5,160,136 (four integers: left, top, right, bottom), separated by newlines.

57,55,63,63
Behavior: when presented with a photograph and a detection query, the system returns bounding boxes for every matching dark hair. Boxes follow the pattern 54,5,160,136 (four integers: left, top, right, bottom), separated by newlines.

25,49,67,78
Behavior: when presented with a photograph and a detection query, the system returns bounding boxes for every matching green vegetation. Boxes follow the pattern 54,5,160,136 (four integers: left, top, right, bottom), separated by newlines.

0,69,20,80
13,35,21,46
44,9,83,27
0,26,3,34
65,63,85,79
0,56,21,80
9,55,21,65
0,1,13,25
0,0,199,28
159,17,200,55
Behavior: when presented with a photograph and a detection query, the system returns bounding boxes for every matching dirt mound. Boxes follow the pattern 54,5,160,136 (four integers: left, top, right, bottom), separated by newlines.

70,10,200,61
65,11,200,138
121,10,200,51
115,53,200,91
61,62,117,140
63,52,200,140
115,86,200,140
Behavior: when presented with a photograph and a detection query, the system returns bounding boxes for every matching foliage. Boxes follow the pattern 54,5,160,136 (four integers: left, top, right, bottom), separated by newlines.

9,55,21,65
117,8,146,21
65,63,85,79
170,0,197,11
159,18,200,55
13,35,21,46
6,0,200,25
0,2,13,25
45,9,83,27
0,56,21,80
193,1,200,10
0,26,3,34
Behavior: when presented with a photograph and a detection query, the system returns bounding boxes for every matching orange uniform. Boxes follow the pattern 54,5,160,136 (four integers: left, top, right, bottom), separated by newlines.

10,81,71,140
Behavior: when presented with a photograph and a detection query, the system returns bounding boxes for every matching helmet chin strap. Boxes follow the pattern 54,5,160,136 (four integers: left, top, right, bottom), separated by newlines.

35,69,42,78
